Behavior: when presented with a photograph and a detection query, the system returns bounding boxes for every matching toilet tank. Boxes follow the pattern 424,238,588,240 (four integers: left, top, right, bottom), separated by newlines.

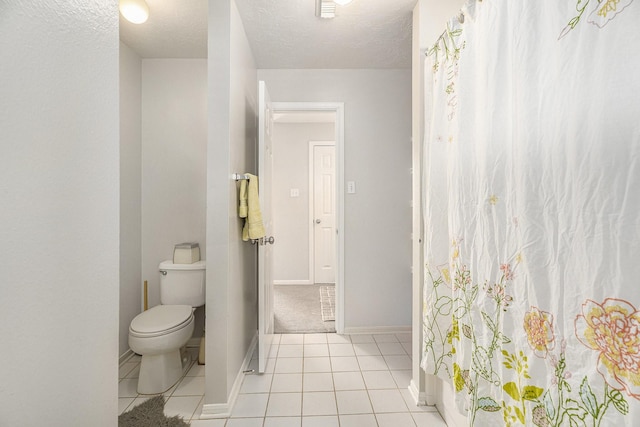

159,260,206,307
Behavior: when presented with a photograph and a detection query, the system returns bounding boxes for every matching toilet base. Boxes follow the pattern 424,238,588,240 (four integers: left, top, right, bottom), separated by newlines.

137,348,186,394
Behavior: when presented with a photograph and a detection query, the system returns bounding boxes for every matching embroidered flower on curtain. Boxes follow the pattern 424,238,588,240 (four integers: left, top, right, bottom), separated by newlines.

575,298,640,400
524,307,556,359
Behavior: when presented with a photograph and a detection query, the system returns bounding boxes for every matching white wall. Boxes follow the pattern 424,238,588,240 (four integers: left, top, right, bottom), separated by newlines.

258,69,412,330
120,41,143,357
141,59,208,336
272,122,335,283
0,1,119,425
206,0,258,407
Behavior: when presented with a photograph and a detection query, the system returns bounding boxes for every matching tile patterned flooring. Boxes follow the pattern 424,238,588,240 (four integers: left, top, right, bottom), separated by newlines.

119,332,447,426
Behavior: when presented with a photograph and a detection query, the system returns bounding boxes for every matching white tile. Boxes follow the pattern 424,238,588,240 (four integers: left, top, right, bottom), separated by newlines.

302,415,339,427
269,343,280,358
186,363,205,376
401,342,412,356
304,357,332,373
302,391,338,416
281,334,305,344
304,333,328,344
304,344,330,357
226,418,264,427
395,333,412,343
231,393,269,418
275,357,303,373
384,355,411,370
272,334,282,345
118,378,139,398
240,373,273,394
336,390,373,414
327,334,351,344
331,356,360,372
373,334,399,343
266,392,302,416
173,375,205,396
362,370,397,389
377,342,407,356
400,389,435,412
333,372,366,391
377,412,416,427
279,344,304,358
349,334,375,343
264,416,302,427
390,370,412,389
357,355,388,371
329,343,355,357
271,373,303,393
303,372,334,392
189,419,227,427
119,361,139,379
339,414,378,426
368,389,409,413
118,397,135,414
412,412,447,426
353,343,381,356
164,395,202,419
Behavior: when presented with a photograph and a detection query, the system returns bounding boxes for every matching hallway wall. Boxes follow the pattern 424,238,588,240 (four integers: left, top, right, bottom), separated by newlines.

272,121,335,284
258,69,412,330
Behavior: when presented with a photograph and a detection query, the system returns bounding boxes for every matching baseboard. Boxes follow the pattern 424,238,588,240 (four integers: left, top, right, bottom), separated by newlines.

119,349,136,366
408,379,429,406
342,325,411,335
273,280,312,285
199,332,258,419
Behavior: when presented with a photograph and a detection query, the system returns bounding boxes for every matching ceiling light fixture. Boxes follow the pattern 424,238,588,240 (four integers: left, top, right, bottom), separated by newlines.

119,0,149,24
333,0,353,5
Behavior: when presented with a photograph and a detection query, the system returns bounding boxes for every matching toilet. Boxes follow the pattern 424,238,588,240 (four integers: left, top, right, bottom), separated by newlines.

129,260,206,394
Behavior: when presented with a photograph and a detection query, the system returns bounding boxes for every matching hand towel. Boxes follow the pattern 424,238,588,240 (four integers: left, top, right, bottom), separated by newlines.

239,173,266,241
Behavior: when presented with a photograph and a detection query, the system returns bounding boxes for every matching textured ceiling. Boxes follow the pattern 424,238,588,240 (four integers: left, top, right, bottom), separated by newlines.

119,0,416,68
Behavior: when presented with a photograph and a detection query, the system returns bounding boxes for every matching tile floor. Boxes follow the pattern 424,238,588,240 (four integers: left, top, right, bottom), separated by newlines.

119,332,447,426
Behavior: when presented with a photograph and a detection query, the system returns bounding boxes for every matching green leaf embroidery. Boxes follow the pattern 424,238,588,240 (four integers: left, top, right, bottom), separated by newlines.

477,396,501,412
522,385,544,401
610,389,629,415
514,406,525,424
543,391,556,420
579,376,598,418
453,363,465,392
503,381,521,402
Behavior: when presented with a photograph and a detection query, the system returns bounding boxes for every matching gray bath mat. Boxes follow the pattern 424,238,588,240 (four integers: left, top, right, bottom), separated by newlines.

118,395,189,427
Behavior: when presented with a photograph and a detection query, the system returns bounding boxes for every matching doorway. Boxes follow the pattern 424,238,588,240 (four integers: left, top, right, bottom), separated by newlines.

270,102,345,334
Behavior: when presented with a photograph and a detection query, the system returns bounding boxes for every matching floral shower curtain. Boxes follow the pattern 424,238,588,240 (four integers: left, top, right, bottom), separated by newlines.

421,0,640,426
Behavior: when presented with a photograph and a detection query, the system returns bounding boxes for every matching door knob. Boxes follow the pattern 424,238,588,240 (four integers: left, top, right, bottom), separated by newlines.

264,236,275,245
315,219,321,224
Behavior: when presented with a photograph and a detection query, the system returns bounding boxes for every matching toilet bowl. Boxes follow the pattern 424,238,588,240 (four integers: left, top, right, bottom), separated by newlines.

129,304,195,394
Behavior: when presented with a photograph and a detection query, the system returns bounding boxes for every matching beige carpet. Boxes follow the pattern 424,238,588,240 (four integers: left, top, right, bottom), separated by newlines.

274,284,336,333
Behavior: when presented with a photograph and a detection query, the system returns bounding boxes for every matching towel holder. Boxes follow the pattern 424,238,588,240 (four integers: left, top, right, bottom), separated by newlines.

232,173,250,181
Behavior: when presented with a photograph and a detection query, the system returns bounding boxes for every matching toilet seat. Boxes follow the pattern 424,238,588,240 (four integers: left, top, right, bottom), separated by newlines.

129,305,193,338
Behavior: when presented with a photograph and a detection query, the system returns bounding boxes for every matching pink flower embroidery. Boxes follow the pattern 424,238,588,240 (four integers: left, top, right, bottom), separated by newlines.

524,307,555,358
575,298,640,400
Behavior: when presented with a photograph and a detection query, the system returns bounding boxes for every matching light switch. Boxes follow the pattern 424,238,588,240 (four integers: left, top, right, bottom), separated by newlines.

290,188,300,198
347,181,356,194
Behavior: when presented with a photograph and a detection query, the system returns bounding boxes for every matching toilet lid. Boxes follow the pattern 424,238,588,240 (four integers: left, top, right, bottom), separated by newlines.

130,305,193,336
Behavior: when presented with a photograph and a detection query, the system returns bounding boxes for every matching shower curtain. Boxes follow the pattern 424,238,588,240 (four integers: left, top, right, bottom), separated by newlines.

421,0,640,426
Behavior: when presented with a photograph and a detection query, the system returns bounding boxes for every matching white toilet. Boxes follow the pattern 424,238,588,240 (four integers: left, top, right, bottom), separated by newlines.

129,260,206,394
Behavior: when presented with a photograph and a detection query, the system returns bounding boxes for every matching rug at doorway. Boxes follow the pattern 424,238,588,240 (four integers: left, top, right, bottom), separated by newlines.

118,395,189,427
320,285,335,321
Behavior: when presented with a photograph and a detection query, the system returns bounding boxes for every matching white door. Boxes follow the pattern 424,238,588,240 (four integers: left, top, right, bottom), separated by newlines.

311,142,336,284
258,81,275,373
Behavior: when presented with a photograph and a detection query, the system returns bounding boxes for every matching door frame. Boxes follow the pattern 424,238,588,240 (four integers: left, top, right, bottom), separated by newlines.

271,101,345,333
308,141,336,285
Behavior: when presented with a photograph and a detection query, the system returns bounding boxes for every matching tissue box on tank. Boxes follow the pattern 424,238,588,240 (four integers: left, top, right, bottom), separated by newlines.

173,242,200,264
